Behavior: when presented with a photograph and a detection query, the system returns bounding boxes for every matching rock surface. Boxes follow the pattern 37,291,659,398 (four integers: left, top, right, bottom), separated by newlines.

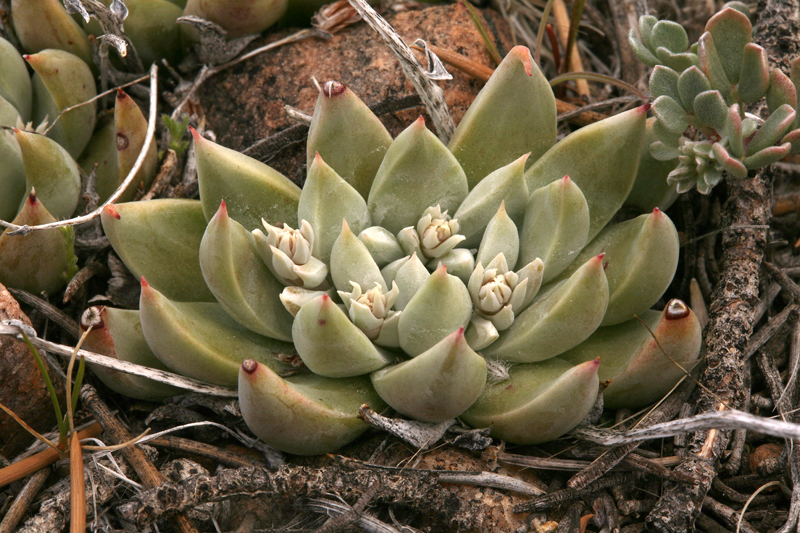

197,3,512,183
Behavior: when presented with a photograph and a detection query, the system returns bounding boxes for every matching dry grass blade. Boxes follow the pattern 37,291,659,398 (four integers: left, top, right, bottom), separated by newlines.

0,423,102,489
70,431,86,533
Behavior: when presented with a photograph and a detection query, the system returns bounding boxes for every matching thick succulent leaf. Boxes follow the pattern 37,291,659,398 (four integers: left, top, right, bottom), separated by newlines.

677,66,712,111
113,90,158,202
475,203,519,269
448,46,556,188
306,81,392,199
743,142,792,169
0,131,25,222
628,28,659,67
561,299,702,409
481,255,608,362
746,104,796,156
705,7,752,85
697,33,731,99
200,202,293,341
552,210,679,326
280,286,334,317
292,294,393,377
0,192,77,294
182,0,287,39
726,104,745,158
737,44,769,104
397,265,472,356
330,220,387,293
433,248,475,285
101,199,215,302
693,90,729,132
453,153,529,248
77,118,120,203
194,129,300,231
27,50,96,159
298,154,371,264
392,253,430,311
652,95,689,135
239,360,385,455
81,307,182,401
525,105,647,241
465,316,499,350
371,328,486,423
712,142,748,178
15,129,81,220
0,36,32,122
649,140,681,161
767,68,798,115
11,0,93,66
638,15,658,50
782,129,800,154
358,226,404,268
654,48,696,72
650,20,689,54
649,66,681,102
0,94,20,127
461,358,599,445
368,117,468,234
625,118,680,212
139,280,294,387
519,176,590,284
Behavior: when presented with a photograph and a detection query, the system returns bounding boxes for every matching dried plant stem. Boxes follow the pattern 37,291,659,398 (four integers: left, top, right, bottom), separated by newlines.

552,0,589,97
0,468,49,533
346,0,455,143
69,432,85,533
0,423,102,489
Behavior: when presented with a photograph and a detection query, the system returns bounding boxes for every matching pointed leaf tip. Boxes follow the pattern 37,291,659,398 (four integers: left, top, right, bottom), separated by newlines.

665,298,691,319
242,359,258,374
104,205,120,219
323,81,346,98
510,45,533,76
189,126,200,140
639,103,652,113
116,88,127,100
141,276,148,287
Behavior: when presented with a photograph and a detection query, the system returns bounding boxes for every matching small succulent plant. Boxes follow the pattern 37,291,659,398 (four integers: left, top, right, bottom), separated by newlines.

99,45,702,455
629,2,800,194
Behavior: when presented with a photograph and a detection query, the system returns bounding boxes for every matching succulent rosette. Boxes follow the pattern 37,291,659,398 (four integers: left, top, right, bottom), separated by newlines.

100,45,702,455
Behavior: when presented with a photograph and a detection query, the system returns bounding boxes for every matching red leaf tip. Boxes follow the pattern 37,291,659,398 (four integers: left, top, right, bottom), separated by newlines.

665,299,691,320
323,81,346,98
104,205,120,219
140,276,149,287
242,359,258,374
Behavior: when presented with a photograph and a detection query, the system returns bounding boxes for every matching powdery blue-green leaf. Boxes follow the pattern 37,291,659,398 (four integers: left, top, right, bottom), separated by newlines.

298,153,371,264
560,299,701,409
239,359,385,455
525,105,647,241
652,95,689,135
461,358,599,445
654,47,696,72
194,128,300,231
677,66,712,111
746,104,796,156
292,293,393,377
448,46,556,189
371,327,486,422
82,307,182,401
453,153,529,248
14,128,81,220
519,176,589,284
0,129,25,223
433,248,475,285
101,199,215,302
0,191,77,295
199,201,293,341
475,202,519,269
0,36,31,122
625,118,680,212
397,265,472,356
329,219,387,293
726,104,745,158
368,117,468,234
358,226,404,268
306,81,393,199
391,253,431,311
480,254,608,362
737,44,769,104
139,280,294,387
782,129,800,154
639,15,658,50
628,28,659,67
693,90,729,131
704,6,752,85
